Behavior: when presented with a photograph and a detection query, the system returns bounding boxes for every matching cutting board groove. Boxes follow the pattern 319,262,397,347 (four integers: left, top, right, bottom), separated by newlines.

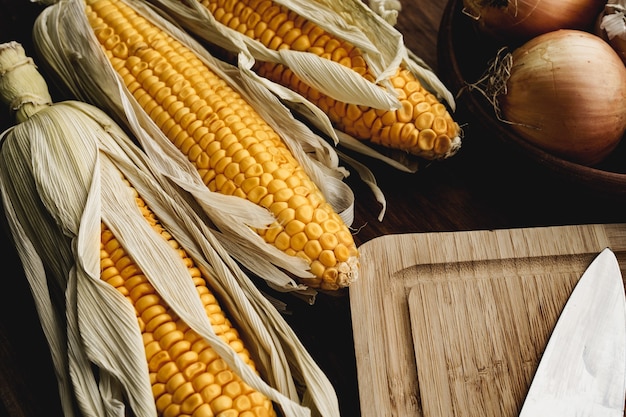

350,223,626,417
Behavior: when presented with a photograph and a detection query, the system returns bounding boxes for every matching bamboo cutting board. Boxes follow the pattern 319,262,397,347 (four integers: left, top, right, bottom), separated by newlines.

350,223,626,417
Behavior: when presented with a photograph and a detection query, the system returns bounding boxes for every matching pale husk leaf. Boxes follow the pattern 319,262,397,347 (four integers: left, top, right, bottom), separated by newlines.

366,0,403,25
143,0,457,171
0,129,80,417
0,97,340,416
32,0,356,283
1,40,340,416
147,0,400,107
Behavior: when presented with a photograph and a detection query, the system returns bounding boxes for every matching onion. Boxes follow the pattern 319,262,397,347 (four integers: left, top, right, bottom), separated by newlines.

595,2,626,65
471,30,626,166
462,0,607,43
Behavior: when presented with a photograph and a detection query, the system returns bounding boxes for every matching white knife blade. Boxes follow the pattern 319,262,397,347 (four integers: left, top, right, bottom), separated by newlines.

519,247,626,417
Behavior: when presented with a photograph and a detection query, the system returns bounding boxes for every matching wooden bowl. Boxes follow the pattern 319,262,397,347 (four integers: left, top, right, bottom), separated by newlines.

437,0,626,195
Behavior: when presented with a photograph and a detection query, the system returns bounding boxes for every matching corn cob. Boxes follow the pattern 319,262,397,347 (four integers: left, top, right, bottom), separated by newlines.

83,0,358,291
191,0,461,159
0,41,277,417
0,43,276,417
1,40,340,417
101,177,276,417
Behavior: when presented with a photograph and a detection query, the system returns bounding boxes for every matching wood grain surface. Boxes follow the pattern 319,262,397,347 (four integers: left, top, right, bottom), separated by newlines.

351,223,626,417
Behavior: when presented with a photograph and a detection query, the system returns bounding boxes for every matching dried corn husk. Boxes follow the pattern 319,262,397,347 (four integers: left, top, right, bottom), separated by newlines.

0,41,340,417
367,0,403,25
148,0,454,109
141,0,457,172
32,0,381,284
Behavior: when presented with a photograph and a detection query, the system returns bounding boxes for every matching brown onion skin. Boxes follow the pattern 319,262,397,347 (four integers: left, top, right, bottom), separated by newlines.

499,30,626,166
607,36,626,65
463,0,607,44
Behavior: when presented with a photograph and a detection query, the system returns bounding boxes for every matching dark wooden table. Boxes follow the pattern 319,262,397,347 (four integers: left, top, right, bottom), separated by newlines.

0,1,624,417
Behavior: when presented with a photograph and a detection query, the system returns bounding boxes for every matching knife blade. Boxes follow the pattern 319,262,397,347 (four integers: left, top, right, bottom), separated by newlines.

519,247,626,416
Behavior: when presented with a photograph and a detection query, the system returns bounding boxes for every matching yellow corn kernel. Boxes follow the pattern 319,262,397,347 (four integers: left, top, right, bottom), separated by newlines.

195,0,460,159
87,0,358,290
99,173,276,416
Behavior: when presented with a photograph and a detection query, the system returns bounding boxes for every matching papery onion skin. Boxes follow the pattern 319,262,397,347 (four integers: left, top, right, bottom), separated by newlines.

595,5,626,65
499,30,626,166
463,0,607,43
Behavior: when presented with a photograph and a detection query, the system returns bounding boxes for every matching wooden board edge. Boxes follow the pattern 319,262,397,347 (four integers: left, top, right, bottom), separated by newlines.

350,223,626,417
